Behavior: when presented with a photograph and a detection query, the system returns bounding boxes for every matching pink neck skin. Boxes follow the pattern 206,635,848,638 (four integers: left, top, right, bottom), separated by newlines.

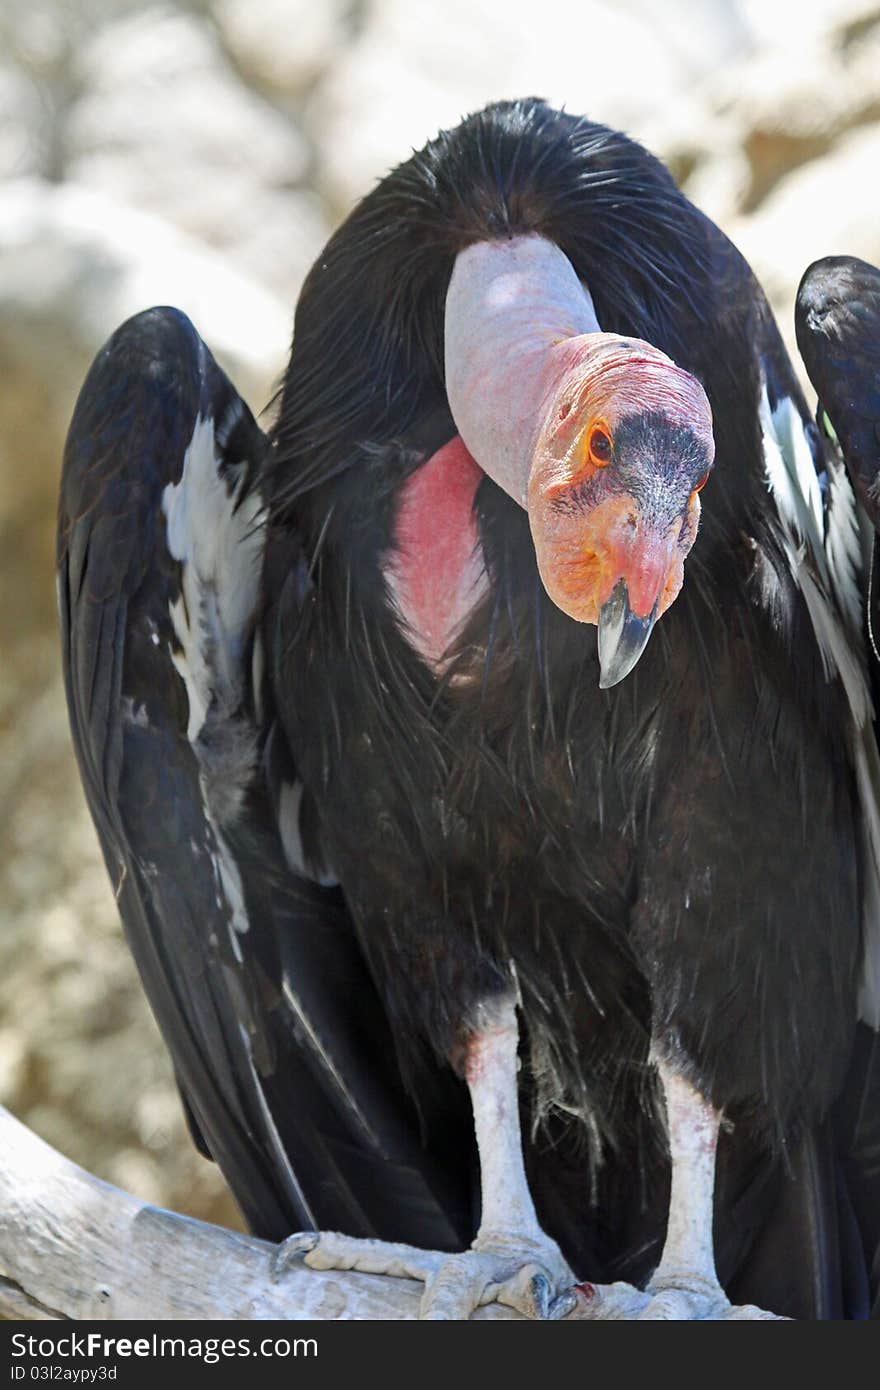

445,236,601,505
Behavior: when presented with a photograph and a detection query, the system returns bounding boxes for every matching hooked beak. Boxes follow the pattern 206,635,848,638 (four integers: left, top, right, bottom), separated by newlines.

597,579,658,688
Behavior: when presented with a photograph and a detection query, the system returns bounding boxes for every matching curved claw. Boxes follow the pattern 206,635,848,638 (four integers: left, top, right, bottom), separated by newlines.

270,1230,318,1282
548,1286,580,1320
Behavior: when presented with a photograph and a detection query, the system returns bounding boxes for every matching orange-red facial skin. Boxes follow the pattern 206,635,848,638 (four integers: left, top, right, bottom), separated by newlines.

527,338,713,625
531,489,701,624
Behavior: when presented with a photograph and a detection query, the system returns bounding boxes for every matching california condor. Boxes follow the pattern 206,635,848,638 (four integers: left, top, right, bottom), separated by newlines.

58,99,880,1320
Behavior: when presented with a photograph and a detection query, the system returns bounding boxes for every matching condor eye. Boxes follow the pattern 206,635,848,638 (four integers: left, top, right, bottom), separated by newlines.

693,466,711,493
589,425,612,465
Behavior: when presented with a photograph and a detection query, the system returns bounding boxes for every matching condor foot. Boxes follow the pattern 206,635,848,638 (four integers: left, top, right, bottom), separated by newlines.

573,1274,786,1321
281,1228,576,1319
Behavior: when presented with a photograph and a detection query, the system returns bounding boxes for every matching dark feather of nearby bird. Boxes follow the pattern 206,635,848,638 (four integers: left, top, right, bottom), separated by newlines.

795,254,880,1301
797,255,880,673
796,256,880,528
58,100,880,1319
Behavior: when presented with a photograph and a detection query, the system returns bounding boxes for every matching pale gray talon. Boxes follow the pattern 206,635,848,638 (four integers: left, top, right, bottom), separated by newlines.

303,1231,442,1282
530,1271,551,1319
724,1303,788,1321
637,1287,701,1320
548,1286,580,1320
293,1228,573,1319
568,1276,788,1321
418,1245,573,1320
270,1230,318,1281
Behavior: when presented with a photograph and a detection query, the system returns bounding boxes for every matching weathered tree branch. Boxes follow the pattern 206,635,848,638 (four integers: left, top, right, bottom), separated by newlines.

0,1105,523,1320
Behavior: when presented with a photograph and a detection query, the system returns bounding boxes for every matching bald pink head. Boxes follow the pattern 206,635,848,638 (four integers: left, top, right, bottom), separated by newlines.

529,333,714,624
548,336,715,453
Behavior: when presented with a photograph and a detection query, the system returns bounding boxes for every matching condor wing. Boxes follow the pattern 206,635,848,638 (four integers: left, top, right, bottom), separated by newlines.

57,306,471,1245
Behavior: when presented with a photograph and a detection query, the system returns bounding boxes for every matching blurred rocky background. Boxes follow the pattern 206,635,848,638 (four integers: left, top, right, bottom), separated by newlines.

2,0,879,1232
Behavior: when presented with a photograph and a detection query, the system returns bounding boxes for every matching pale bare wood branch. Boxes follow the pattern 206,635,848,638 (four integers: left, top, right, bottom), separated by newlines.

0,1105,523,1320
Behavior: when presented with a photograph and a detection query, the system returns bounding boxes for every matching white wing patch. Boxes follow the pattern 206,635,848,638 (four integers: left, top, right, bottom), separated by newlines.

161,411,266,950
163,413,264,742
761,388,869,720
763,393,824,544
761,381,880,1025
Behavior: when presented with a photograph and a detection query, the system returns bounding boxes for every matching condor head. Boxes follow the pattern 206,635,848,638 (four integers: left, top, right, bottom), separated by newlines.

527,337,714,686
444,237,715,687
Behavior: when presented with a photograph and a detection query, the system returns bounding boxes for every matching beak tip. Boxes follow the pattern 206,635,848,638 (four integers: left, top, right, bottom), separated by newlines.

597,658,627,690
597,579,658,688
